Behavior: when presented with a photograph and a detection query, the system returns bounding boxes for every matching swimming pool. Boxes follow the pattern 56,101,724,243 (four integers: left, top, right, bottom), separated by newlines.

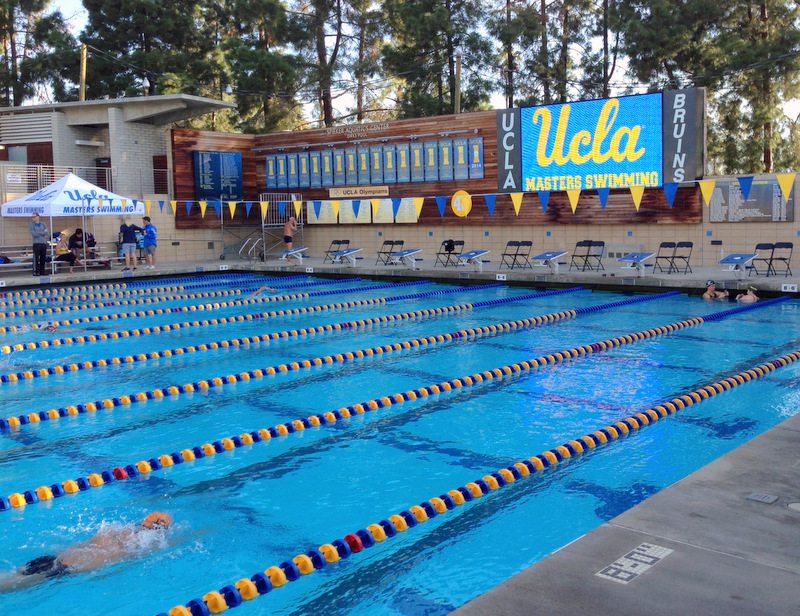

1,275,798,616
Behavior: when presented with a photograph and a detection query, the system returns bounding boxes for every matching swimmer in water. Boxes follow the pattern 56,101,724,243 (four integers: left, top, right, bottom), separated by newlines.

243,286,279,300
0,511,172,592
13,321,58,333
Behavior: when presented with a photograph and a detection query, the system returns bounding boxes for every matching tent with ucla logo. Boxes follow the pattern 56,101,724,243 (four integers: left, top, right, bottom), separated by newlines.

1,173,144,217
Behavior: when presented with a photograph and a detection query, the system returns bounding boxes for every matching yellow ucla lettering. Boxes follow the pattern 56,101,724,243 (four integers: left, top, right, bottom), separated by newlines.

531,99,645,167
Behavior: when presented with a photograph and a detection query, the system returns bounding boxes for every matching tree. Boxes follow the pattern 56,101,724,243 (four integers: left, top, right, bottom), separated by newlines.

382,0,493,117
0,1,75,106
80,0,218,99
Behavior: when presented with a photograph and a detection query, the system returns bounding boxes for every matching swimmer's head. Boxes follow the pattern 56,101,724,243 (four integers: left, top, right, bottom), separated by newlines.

44,324,57,332
140,511,172,531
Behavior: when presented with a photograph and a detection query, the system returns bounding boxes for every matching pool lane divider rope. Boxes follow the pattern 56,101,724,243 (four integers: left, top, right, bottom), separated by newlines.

0,276,306,308
0,273,258,301
0,278,364,322
0,285,580,404
0,281,499,357
152,335,800,616
1,290,700,506
0,279,428,334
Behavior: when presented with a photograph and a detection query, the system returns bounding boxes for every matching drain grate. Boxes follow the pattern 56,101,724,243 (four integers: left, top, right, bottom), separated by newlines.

746,492,779,504
596,543,673,585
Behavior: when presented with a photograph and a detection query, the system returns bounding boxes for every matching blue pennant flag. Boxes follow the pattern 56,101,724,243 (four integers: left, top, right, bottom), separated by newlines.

537,191,550,213
278,201,286,217
158,200,164,212
391,198,402,218
244,201,253,216
185,201,193,216
737,176,754,201
313,201,322,219
352,199,361,218
435,195,447,217
484,194,496,217
596,187,610,210
212,200,221,217
662,182,679,208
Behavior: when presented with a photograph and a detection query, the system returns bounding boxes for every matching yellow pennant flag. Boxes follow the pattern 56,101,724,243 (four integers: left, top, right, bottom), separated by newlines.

566,189,581,213
371,199,382,217
413,197,425,219
144,200,152,215
259,201,269,220
629,185,645,211
199,201,207,217
510,192,523,215
170,200,177,216
776,173,796,202
293,200,302,217
698,180,716,207
228,201,237,219
330,200,340,220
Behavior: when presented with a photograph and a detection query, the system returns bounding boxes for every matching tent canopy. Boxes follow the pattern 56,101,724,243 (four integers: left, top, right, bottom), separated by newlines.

1,173,144,217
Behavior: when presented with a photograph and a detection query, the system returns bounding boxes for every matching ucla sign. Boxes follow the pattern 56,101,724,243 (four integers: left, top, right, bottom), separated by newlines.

497,89,705,193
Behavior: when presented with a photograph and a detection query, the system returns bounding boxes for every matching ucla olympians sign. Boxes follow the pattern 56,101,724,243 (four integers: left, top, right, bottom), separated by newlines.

497,89,705,193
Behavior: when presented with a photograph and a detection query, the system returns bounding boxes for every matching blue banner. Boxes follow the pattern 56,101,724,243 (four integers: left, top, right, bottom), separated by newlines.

309,152,321,187
410,143,424,182
275,154,287,189
333,149,346,186
383,145,397,184
396,144,410,183
370,145,383,184
298,152,310,188
286,153,298,188
520,93,663,190
453,138,469,180
357,147,370,185
345,148,358,185
424,141,439,181
439,140,453,181
468,137,484,179
265,154,277,189
321,150,334,186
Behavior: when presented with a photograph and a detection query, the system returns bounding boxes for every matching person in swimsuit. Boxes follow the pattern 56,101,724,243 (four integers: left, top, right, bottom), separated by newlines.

736,286,759,302
283,216,297,250
244,286,278,300
702,280,729,300
0,511,172,592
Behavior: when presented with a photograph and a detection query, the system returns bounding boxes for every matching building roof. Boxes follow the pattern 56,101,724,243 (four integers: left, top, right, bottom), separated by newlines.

0,94,235,126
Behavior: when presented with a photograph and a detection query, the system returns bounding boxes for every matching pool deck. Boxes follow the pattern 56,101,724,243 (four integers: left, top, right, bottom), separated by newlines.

1,256,799,614
451,411,800,616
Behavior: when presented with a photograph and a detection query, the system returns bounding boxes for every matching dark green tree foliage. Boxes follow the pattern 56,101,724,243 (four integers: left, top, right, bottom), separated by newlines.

80,0,218,99
344,0,386,122
0,1,75,106
382,0,493,117
220,0,306,132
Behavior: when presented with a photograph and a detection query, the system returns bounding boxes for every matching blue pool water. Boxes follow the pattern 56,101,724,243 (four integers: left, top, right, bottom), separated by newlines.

1,275,799,616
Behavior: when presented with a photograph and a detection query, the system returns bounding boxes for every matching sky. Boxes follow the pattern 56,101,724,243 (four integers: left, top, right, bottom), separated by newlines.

54,0,87,32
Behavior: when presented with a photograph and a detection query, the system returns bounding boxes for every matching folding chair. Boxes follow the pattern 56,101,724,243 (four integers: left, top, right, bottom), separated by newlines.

588,240,605,270
323,239,349,263
500,241,520,269
749,243,774,276
653,242,676,273
376,240,400,265
569,240,593,271
671,241,693,274
435,239,464,267
514,240,533,269
770,242,793,277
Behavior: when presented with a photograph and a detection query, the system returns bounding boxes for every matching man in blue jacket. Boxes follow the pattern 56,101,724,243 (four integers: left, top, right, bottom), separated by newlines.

142,216,157,269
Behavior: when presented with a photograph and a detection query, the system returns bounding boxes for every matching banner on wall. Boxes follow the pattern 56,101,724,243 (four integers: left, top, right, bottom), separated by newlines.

383,145,397,184
496,89,705,193
193,151,243,201
338,199,373,224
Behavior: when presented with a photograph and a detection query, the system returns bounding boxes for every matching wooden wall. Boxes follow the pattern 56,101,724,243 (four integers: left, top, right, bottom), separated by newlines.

170,110,701,229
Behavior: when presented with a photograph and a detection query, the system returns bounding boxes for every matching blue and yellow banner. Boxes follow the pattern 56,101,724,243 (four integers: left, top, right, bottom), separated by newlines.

519,94,662,191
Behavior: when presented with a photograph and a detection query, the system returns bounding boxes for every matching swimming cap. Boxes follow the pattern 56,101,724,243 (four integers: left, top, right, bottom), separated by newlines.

141,511,172,530
705,280,715,287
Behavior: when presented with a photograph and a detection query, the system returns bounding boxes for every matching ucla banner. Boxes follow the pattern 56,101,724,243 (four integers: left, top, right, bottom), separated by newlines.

518,93,662,192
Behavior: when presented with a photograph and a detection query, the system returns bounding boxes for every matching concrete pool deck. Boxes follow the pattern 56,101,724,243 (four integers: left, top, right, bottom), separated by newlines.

452,411,800,616
1,255,798,615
